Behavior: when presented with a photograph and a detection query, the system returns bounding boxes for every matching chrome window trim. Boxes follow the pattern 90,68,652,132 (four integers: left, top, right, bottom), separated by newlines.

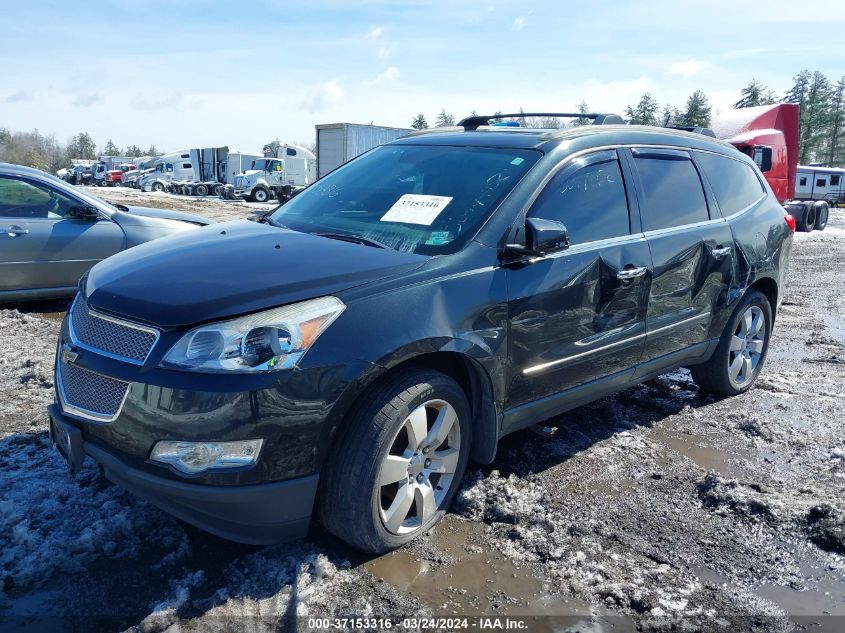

522,311,711,375
641,217,727,239
56,358,131,424
535,233,648,262
68,294,160,365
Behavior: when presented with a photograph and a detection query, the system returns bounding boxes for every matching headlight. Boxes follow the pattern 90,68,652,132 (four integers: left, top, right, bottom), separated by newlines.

150,439,263,474
161,296,345,372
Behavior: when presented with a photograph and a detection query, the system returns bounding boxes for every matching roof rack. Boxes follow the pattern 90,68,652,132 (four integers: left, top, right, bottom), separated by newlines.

666,125,716,138
457,112,625,131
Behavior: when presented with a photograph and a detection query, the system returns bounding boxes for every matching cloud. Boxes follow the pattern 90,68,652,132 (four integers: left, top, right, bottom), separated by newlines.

373,66,401,84
130,93,182,111
369,25,383,38
511,15,526,31
668,59,710,78
71,92,101,107
4,90,30,103
300,80,343,112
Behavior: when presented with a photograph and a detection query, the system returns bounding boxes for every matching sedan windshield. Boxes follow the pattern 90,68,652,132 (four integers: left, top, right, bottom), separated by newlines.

268,144,541,255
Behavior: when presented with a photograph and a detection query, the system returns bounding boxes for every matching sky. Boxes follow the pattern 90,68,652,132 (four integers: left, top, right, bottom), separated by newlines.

2,0,844,155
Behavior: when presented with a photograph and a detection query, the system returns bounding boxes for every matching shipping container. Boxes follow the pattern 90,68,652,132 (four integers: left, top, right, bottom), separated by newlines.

315,123,411,178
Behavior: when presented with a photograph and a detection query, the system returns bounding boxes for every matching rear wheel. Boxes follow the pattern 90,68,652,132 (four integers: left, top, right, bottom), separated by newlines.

319,369,471,553
195,184,209,196
690,290,772,396
798,204,816,232
814,202,829,230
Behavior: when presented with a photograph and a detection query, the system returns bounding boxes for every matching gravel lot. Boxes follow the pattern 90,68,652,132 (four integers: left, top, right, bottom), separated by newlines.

1,194,843,632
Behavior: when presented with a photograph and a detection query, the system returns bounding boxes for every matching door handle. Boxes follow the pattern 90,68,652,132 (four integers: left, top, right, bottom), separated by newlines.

5,225,29,237
617,266,649,281
711,246,732,259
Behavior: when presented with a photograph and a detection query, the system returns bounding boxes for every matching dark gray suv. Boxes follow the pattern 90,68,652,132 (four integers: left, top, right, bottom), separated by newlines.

48,114,793,553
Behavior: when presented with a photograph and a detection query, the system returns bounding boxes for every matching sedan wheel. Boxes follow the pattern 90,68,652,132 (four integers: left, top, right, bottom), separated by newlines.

378,399,461,535
728,305,766,388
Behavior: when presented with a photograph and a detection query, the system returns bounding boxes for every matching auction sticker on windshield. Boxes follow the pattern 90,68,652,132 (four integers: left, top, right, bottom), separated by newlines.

381,194,453,225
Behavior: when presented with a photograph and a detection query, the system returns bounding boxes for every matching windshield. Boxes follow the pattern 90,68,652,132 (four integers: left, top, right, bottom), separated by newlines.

268,144,540,255
251,159,277,171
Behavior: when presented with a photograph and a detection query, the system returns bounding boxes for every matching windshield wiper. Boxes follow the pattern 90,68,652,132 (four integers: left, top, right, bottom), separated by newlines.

315,232,388,249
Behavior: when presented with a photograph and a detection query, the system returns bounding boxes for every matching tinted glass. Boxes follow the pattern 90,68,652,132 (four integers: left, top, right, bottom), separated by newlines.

529,157,630,244
832,175,840,186
634,155,709,231
0,176,80,219
269,145,541,255
695,152,765,216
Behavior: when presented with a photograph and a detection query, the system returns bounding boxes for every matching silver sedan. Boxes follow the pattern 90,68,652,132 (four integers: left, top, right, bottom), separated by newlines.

0,163,215,301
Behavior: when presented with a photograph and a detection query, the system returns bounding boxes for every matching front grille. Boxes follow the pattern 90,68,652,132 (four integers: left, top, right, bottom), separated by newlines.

69,297,158,364
58,361,130,422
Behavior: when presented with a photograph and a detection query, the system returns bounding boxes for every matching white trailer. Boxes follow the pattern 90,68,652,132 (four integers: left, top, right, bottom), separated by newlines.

222,143,316,202
795,166,845,205
315,123,411,178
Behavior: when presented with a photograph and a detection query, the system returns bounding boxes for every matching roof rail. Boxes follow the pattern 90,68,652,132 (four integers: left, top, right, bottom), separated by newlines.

666,125,716,138
457,112,625,131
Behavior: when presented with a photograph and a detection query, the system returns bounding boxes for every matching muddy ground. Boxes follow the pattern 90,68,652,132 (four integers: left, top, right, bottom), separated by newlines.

1,200,843,632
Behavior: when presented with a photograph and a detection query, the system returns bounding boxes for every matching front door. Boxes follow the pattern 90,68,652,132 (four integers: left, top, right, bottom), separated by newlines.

0,175,125,294
505,150,652,424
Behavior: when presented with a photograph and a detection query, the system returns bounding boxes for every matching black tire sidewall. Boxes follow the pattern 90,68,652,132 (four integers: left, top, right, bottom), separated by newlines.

366,378,471,551
719,291,773,394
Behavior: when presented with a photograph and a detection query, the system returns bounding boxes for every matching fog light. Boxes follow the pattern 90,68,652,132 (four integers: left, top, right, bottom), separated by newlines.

150,439,263,474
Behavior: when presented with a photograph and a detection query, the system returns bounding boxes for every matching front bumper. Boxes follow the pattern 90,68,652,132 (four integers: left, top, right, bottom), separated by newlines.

49,404,318,544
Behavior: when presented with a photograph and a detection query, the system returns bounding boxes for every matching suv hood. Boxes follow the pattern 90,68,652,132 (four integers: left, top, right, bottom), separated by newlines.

84,220,428,328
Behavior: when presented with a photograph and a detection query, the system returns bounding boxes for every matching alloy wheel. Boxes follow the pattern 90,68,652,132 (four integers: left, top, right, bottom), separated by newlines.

377,399,461,535
728,305,766,387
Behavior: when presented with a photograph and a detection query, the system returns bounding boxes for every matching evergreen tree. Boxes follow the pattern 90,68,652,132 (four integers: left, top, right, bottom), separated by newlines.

124,144,144,157
734,79,779,108
102,139,120,156
825,76,845,166
785,70,832,163
571,100,591,127
65,132,97,160
681,90,712,127
434,109,455,127
410,114,428,129
625,93,659,126
146,144,161,156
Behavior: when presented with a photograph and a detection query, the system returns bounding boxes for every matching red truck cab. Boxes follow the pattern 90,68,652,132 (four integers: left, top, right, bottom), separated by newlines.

105,164,136,186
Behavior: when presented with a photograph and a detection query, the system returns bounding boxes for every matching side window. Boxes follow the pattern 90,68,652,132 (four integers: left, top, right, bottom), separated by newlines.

633,151,709,231
528,152,630,245
694,152,765,216
831,175,841,186
286,148,297,156
0,177,80,219
800,177,807,186
182,163,192,169
180,154,189,159
817,178,827,187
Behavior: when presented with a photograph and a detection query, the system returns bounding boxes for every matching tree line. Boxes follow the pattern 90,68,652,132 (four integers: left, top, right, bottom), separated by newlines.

0,129,162,174
411,69,845,166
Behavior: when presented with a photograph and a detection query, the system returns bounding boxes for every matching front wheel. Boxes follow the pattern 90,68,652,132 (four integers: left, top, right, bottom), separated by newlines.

690,290,772,396
251,187,270,203
151,182,165,193
319,369,471,553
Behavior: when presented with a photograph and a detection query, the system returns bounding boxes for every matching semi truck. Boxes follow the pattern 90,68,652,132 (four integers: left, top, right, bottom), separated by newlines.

221,143,316,202
315,123,411,178
711,103,830,232
138,148,263,195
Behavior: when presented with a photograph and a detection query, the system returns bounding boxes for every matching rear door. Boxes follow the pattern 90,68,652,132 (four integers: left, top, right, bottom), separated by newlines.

627,148,734,362
505,149,652,417
0,175,125,293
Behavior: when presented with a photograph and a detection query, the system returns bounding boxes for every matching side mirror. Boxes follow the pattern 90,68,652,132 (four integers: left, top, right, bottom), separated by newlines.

506,217,570,258
754,146,773,173
68,205,100,220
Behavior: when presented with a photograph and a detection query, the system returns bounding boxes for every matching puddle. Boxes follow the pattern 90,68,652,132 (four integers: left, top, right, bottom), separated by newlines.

366,519,635,631
651,425,751,478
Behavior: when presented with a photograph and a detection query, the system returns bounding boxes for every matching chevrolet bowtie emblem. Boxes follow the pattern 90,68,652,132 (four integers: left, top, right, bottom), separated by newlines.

61,343,79,364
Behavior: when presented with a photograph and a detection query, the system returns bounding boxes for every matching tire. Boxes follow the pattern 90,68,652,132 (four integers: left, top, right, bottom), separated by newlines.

319,368,472,553
798,204,816,232
251,187,270,203
690,290,773,396
114,181,122,187
195,184,209,197
213,184,223,197
151,182,165,193
814,201,829,231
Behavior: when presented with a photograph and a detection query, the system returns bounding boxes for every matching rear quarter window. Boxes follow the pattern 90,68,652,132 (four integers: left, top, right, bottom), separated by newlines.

694,152,765,216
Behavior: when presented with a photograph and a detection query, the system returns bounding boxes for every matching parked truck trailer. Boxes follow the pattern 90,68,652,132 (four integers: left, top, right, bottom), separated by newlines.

315,123,411,178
